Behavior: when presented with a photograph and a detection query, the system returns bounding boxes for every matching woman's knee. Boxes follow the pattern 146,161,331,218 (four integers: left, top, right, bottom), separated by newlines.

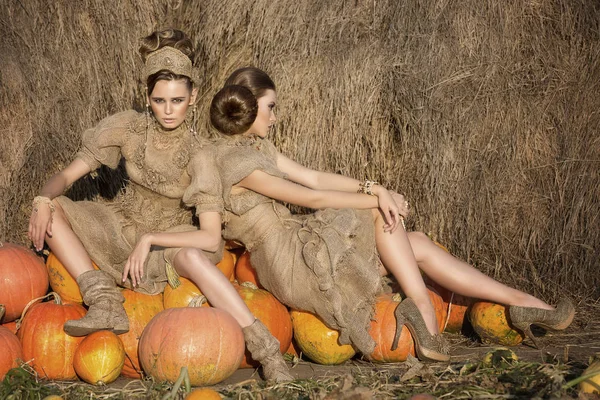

406,231,433,260
174,248,212,274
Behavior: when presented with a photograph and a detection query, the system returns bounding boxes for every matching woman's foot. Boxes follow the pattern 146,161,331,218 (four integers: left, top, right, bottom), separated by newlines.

509,298,575,348
392,298,450,362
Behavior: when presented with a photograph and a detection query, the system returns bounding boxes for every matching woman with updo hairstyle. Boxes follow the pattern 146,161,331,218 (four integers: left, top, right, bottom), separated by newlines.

28,32,292,382
203,67,574,363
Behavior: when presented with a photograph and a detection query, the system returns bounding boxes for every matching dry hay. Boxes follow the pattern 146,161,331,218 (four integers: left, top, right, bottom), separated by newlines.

0,0,598,300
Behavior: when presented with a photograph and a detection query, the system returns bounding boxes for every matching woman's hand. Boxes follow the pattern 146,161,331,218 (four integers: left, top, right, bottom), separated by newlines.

390,191,410,218
123,234,152,288
373,186,402,233
28,201,54,252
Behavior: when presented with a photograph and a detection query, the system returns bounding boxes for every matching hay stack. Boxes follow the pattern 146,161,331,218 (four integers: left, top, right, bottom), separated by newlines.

1,0,598,298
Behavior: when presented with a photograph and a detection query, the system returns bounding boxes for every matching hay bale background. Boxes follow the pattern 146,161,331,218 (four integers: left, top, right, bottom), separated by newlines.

1,0,598,300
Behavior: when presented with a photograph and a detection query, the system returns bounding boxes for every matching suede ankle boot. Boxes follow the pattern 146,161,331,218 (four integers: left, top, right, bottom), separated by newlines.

242,319,293,382
63,269,129,337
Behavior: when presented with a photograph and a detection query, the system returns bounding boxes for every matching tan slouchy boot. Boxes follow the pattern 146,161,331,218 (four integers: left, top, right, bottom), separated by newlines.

242,319,293,382
63,270,129,337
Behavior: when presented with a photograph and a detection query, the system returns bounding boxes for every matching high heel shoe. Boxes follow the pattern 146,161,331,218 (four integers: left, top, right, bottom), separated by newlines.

392,298,450,362
508,298,575,349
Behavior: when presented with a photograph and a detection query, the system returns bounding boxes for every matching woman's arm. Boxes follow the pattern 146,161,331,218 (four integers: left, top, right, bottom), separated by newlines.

122,211,222,287
277,153,362,192
28,159,92,251
239,170,402,231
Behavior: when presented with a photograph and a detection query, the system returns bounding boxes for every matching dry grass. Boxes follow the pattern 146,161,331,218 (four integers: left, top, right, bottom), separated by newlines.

0,0,598,300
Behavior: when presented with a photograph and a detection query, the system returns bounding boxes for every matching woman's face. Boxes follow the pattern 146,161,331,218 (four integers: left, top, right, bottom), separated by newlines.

247,89,277,138
148,79,197,130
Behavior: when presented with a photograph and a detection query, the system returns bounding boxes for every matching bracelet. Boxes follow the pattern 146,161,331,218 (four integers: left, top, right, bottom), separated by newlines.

357,179,378,196
32,196,55,215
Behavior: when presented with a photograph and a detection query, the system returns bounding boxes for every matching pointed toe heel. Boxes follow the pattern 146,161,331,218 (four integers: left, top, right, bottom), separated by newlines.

393,298,450,362
509,297,575,349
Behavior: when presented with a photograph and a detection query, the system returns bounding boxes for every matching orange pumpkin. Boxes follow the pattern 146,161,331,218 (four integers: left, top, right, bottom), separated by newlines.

369,293,415,363
425,286,448,333
139,306,244,386
216,249,236,281
235,282,292,368
469,301,524,346
73,330,125,384
290,310,355,365
17,292,86,380
234,250,262,288
1,320,18,335
0,306,23,380
0,242,49,322
423,276,474,333
120,289,164,379
185,388,222,400
285,339,300,358
163,277,211,309
46,252,99,305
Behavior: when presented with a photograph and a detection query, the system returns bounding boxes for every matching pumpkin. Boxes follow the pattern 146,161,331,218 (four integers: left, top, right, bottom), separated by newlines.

234,250,262,288
1,320,18,335
423,275,474,334
0,242,49,322
120,289,164,379
163,277,210,309
185,388,222,400
290,309,355,365
579,355,600,394
0,306,23,380
17,292,86,380
46,252,98,305
369,293,415,363
427,285,448,333
139,305,244,386
73,330,125,384
216,249,235,281
235,282,292,368
285,339,300,358
468,301,524,346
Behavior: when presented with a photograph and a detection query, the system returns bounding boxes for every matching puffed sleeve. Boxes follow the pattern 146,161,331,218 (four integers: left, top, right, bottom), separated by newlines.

75,110,138,171
218,139,286,190
183,143,224,216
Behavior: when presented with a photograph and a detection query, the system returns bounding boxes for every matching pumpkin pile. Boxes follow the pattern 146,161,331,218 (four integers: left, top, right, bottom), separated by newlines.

1,239,550,387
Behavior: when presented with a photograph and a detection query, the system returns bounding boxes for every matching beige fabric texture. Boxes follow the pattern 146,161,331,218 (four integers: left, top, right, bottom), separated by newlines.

56,110,223,295
201,136,382,355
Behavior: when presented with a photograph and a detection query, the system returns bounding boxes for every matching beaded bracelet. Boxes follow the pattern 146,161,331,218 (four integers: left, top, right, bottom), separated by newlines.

357,179,378,196
32,196,56,215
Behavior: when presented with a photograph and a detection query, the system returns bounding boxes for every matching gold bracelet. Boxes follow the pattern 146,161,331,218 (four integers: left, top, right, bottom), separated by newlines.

357,179,378,196
32,196,55,215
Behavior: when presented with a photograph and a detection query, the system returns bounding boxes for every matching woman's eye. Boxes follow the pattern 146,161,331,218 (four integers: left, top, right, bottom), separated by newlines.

173,98,184,103
153,99,164,104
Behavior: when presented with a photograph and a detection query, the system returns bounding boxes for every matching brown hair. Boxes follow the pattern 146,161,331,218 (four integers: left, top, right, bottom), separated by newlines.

224,67,275,99
139,29,195,94
210,85,258,136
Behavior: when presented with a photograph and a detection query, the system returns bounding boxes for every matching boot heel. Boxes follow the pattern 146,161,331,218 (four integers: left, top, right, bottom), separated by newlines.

391,302,406,351
512,321,541,349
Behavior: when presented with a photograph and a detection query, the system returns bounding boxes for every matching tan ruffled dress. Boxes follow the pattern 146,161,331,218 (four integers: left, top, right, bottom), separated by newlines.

202,136,382,355
55,110,223,295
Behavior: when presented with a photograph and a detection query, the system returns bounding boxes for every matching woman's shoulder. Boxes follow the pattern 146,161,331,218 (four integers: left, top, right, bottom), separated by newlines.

95,110,145,133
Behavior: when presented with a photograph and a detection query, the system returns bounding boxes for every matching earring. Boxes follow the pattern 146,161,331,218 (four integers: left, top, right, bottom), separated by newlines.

190,103,198,138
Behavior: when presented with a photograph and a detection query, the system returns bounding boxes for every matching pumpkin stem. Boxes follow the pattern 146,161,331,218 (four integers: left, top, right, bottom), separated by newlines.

0,304,5,322
442,291,455,332
241,281,259,290
188,295,208,308
161,366,190,399
16,292,62,331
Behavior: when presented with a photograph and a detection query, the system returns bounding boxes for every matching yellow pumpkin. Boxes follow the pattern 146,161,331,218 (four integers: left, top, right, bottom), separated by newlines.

290,310,355,365
469,301,524,346
73,330,125,384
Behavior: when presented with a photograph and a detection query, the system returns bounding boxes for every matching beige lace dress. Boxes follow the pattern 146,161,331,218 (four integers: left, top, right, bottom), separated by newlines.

200,136,382,355
55,110,223,295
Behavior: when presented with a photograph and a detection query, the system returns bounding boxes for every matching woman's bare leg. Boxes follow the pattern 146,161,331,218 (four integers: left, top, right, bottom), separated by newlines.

405,231,553,310
173,248,255,327
372,210,440,335
44,200,96,278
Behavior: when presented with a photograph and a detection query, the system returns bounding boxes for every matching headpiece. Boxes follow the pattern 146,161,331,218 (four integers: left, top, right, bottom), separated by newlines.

143,46,195,82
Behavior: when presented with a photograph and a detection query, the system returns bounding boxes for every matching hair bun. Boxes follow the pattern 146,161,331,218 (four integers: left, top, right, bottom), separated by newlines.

210,85,258,136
